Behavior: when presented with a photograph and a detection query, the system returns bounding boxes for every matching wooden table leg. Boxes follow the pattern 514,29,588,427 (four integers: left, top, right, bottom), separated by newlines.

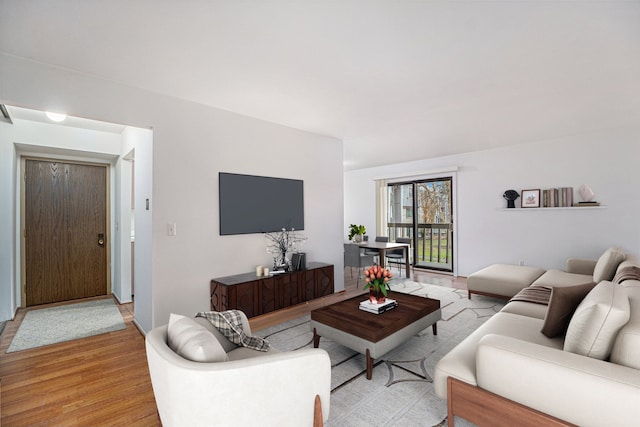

313,328,320,348
432,322,438,335
366,348,373,380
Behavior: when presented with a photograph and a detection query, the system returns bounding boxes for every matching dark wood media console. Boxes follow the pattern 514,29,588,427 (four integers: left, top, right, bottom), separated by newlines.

210,262,334,317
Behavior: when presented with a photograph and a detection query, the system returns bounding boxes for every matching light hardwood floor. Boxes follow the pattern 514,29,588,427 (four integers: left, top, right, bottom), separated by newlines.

0,268,466,426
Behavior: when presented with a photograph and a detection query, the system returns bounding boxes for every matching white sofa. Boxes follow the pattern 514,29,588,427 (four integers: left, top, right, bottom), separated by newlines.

435,250,640,426
146,313,331,427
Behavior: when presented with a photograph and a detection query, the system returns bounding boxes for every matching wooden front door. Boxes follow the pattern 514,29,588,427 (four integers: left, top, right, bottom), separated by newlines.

25,159,108,306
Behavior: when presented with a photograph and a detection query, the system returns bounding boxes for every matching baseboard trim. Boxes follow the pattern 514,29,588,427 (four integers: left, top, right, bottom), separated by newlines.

132,318,147,336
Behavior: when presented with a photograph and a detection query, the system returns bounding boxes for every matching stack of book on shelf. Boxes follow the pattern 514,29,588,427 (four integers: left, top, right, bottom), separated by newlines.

359,298,398,314
574,201,601,207
542,187,574,207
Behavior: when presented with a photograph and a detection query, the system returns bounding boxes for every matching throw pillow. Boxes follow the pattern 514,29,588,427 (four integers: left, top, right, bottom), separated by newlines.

541,283,596,338
167,313,228,362
593,247,625,282
564,281,630,360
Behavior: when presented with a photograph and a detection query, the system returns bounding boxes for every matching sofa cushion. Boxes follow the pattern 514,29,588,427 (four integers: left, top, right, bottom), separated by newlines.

531,269,594,288
433,312,563,399
610,286,640,369
593,247,625,283
541,283,596,338
227,345,279,361
564,281,630,360
167,313,228,362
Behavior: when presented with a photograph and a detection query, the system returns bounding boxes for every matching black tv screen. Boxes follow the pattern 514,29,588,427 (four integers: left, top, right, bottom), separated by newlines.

219,172,304,235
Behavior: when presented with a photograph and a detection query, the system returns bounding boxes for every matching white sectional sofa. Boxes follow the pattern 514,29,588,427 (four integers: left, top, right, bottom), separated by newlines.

434,249,640,426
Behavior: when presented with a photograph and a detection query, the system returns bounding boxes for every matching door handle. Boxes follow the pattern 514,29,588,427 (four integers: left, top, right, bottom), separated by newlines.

98,233,105,247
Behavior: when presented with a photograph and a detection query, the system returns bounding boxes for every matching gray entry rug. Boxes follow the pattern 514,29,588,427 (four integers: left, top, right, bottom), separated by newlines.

257,280,505,427
7,298,126,353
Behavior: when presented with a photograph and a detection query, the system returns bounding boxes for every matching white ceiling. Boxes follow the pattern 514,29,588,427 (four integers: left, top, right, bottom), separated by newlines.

1,1,639,170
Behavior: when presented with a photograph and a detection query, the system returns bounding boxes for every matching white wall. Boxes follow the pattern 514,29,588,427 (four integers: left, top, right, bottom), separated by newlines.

115,128,139,307
0,53,344,330
149,100,344,328
129,127,153,331
345,125,640,276
113,154,132,304
0,124,17,321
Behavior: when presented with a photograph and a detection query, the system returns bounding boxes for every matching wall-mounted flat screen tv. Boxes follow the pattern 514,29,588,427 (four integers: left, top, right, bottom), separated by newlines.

219,172,304,235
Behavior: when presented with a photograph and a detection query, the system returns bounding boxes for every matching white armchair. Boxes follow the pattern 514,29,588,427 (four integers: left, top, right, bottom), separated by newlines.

145,313,331,427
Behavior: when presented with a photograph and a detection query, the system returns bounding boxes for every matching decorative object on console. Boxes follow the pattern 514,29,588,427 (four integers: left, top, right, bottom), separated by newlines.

265,228,307,271
502,189,519,208
291,252,306,271
363,265,393,303
348,224,367,242
521,189,540,208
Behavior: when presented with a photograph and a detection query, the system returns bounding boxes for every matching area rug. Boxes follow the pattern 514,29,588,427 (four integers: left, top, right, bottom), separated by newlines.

257,280,504,427
7,299,126,353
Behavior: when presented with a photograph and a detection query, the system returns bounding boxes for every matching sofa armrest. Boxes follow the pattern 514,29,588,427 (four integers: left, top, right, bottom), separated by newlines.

146,326,331,427
565,258,597,275
476,334,640,427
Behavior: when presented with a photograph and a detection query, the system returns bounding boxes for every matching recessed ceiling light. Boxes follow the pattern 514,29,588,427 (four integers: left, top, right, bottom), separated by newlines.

46,111,67,122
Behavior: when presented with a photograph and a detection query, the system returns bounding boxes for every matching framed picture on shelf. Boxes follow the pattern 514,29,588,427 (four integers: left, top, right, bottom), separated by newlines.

521,189,541,208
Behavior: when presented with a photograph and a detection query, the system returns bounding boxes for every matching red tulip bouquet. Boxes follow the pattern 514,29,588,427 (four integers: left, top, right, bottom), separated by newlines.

363,265,393,303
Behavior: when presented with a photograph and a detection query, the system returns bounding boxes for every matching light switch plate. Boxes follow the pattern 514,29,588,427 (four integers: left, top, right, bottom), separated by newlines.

168,223,177,236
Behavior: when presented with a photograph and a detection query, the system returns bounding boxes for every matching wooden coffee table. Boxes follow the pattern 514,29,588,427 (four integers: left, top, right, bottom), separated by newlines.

310,292,441,380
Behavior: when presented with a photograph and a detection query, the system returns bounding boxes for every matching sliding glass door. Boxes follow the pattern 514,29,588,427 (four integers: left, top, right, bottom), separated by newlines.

387,177,453,272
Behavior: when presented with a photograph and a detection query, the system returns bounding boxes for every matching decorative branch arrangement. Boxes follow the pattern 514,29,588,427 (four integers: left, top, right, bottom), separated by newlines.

265,228,307,270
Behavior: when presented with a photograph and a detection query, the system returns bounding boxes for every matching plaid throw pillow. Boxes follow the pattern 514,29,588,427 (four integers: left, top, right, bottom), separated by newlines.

195,310,270,352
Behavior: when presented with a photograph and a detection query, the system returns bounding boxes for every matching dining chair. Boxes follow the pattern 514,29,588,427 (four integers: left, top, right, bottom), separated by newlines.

344,243,375,287
364,236,388,264
386,237,412,273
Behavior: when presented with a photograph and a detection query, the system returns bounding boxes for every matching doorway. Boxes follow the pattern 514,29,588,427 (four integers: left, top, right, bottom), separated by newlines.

23,159,109,306
387,177,453,272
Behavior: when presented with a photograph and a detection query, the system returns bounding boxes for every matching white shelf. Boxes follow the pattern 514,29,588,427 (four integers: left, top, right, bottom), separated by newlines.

497,206,606,211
